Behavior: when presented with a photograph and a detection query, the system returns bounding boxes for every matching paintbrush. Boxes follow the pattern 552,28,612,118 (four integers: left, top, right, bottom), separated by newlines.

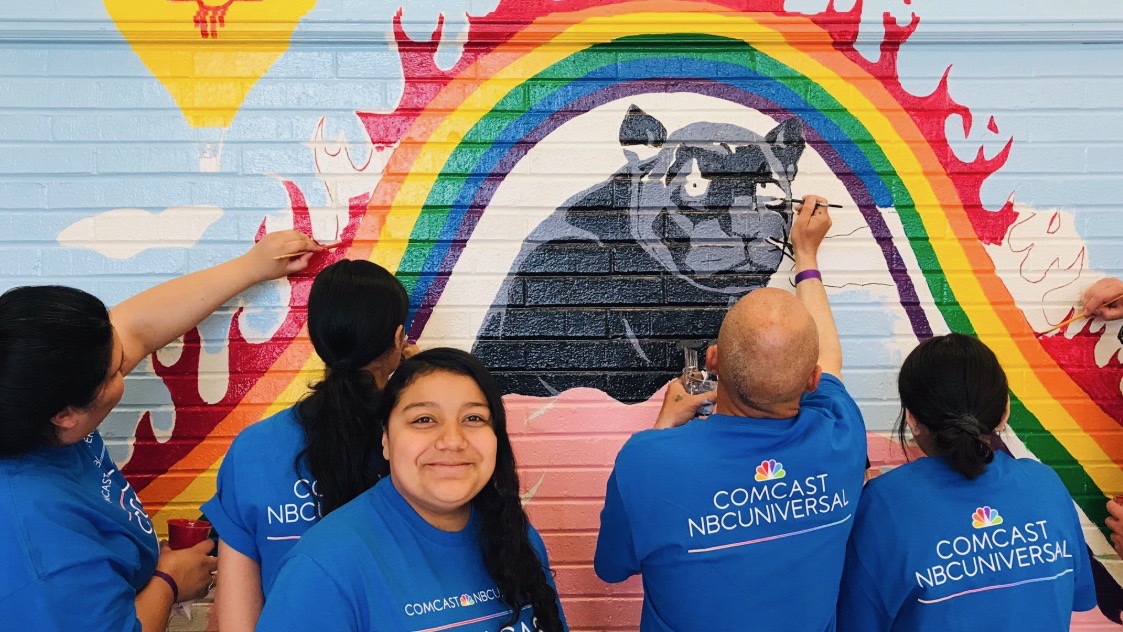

788,198,843,209
272,242,344,260
756,196,843,209
1041,292,1123,335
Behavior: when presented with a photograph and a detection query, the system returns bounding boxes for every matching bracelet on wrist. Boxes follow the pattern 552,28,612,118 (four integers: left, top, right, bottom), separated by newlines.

153,570,179,603
794,269,822,284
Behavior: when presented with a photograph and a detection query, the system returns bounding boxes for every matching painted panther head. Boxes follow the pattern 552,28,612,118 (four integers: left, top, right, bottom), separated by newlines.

620,105,806,294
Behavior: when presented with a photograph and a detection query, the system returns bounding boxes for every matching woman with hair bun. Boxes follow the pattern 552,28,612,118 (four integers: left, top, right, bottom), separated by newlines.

202,259,411,632
837,333,1095,631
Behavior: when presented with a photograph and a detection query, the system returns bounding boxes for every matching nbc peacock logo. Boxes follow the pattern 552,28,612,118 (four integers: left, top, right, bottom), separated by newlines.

972,506,1003,529
754,459,786,482
459,594,476,607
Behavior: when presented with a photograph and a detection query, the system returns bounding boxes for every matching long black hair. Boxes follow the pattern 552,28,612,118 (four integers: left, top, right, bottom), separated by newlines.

0,286,114,457
295,259,408,515
377,348,564,632
896,333,1009,479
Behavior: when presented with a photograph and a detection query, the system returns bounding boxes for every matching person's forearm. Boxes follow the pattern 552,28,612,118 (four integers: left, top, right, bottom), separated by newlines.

216,541,265,632
135,578,174,632
110,255,262,374
795,250,843,377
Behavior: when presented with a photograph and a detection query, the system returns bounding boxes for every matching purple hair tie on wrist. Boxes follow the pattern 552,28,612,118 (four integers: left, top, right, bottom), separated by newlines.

153,570,179,603
795,269,822,284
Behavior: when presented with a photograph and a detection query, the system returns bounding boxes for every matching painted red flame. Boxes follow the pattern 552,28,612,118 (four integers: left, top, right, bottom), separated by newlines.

123,181,366,490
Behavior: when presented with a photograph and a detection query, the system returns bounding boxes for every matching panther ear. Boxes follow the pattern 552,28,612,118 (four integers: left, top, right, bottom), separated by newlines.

620,105,667,162
765,117,806,180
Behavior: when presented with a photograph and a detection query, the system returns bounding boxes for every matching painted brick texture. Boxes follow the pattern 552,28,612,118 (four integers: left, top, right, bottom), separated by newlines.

2,1,1123,630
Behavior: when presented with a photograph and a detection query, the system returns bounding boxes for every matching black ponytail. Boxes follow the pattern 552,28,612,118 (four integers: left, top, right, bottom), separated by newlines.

296,260,407,515
896,333,1007,480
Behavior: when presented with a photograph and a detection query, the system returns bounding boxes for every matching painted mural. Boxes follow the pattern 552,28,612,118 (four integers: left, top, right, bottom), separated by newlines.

8,0,1116,627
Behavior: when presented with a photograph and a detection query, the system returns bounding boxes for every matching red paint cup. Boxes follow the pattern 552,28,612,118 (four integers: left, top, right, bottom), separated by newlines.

167,518,212,551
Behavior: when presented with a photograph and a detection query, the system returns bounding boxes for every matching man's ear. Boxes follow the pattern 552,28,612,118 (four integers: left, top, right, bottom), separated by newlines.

705,344,718,373
382,429,390,461
805,364,822,393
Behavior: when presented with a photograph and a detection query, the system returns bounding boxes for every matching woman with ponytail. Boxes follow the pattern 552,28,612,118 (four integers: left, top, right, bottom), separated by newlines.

837,333,1095,631
256,348,568,632
202,259,409,632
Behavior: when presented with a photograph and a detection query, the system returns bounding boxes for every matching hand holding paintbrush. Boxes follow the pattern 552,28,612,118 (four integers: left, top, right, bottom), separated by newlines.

1042,277,1123,334
272,241,344,260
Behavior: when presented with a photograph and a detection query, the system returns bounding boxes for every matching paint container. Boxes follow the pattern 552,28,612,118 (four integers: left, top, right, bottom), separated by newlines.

167,518,213,550
681,345,717,416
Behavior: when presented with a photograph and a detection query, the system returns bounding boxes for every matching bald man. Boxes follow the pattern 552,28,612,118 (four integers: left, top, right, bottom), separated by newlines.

594,195,866,632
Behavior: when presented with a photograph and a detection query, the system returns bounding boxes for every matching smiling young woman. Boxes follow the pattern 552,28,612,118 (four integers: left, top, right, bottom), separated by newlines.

256,348,567,632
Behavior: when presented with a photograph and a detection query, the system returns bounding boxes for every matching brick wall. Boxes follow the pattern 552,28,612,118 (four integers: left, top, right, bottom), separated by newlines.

2,0,1123,629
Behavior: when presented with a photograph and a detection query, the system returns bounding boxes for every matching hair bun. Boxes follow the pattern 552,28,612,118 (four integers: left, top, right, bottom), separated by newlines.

328,361,361,375
945,414,983,438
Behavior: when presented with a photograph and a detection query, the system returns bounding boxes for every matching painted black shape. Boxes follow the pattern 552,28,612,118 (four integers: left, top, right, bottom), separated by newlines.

473,105,806,402
520,339,673,370
490,371,610,397
469,340,527,370
524,276,664,306
517,242,612,274
619,104,666,148
606,308,725,337
663,274,771,304
606,372,679,403
565,310,608,337
479,309,566,338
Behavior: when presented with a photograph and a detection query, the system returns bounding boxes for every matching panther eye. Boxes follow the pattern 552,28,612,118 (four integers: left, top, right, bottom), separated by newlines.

683,162,710,198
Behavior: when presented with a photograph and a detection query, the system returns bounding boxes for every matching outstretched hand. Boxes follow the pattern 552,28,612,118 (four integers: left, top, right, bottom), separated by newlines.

242,230,322,282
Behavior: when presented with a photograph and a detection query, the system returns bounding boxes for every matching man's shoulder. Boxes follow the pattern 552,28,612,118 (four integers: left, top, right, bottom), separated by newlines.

805,373,853,403
617,423,709,458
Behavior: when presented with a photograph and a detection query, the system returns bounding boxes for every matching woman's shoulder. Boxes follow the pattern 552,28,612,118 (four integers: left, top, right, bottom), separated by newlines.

281,489,388,569
863,458,935,494
226,407,306,459
1004,454,1070,494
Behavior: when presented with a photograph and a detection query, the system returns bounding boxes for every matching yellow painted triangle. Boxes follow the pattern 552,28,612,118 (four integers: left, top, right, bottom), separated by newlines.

104,0,316,128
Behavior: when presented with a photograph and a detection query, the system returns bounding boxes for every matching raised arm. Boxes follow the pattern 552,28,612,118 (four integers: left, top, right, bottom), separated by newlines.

790,194,842,379
110,230,319,375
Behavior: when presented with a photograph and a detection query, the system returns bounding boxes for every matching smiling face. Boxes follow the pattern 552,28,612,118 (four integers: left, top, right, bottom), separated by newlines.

381,370,498,531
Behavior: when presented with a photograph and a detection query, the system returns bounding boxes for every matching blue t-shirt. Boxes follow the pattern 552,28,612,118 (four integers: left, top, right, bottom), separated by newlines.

836,451,1096,631
201,406,325,593
256,476,569,632
595,373,867,632
0,431,159,631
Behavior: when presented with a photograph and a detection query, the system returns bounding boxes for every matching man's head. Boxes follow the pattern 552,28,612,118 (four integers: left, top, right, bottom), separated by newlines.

712,288,821,414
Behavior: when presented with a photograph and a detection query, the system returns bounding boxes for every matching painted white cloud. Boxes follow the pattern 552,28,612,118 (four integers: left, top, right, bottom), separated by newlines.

57,205,223,259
